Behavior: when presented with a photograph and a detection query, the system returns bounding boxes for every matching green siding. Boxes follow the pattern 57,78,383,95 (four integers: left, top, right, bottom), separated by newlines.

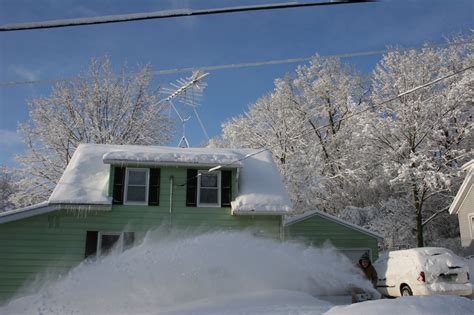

0,165,379,304
284,214,379,261
0,167,280,304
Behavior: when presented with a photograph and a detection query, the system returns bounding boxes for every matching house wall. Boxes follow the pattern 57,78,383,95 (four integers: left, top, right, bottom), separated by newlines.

283,214,379,262
457,185,474,253
0,167,281,304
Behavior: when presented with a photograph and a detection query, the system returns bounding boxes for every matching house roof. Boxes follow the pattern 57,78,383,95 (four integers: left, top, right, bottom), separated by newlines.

0,202,111,224
1,144,293,224
449,160,474,215
283,209,384,240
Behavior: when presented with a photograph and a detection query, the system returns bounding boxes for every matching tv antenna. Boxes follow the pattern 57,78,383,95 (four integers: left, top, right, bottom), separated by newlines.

160,70,210,148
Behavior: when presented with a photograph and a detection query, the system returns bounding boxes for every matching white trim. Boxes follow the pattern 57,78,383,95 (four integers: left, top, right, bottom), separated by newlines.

470,213,474,240
284,209,384,240
0,202,112,225
449,167,473,214
462,160,474,171
232,209,291,216
197,170,221,208
97,232,123,256
124,168,149,206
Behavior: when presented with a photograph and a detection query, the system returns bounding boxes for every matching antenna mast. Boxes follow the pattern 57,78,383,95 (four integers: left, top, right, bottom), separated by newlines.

160,71,209,148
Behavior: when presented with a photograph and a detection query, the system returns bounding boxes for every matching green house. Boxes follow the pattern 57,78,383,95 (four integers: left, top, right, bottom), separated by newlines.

0,144,294,303
283,210,382,263
0,143,381,303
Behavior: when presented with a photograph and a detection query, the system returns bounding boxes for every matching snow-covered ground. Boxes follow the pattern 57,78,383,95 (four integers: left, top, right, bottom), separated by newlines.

1,231,473,314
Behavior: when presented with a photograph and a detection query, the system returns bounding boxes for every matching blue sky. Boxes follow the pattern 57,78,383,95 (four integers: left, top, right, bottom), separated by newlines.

0,0,473,166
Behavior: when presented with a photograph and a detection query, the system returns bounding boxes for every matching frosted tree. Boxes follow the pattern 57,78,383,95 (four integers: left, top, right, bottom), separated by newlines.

222,56,369,211
12,57,175,206
222,77,312,209
0,166,16,212
365,39,473,247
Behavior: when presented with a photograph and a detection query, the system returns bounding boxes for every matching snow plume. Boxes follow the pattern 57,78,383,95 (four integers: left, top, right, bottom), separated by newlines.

1,230,377,314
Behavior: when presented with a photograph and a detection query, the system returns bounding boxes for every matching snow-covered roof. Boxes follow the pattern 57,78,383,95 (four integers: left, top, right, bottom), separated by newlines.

283,209,383,240
102,149,242,168
0,202,54,224
2,144,292,224
0,202,111,224
48,143,292,214
448,160,474,215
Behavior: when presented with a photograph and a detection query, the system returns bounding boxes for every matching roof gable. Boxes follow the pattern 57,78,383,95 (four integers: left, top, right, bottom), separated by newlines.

284,209,383,239
448,160,474,215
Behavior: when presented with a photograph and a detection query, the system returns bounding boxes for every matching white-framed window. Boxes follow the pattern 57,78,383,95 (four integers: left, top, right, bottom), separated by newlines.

124,168,149,205
97,232,122,256
197,170,221,207
96,231,135,256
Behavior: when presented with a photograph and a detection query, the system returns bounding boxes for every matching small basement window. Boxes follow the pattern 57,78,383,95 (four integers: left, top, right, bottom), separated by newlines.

84,231,135,258
124,168,149,205
98,232,121,256
197,170,221,207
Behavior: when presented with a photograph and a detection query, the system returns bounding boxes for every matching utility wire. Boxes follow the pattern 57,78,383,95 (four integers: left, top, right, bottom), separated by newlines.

1,39,472,87
178,64,473,186
0,1,375,32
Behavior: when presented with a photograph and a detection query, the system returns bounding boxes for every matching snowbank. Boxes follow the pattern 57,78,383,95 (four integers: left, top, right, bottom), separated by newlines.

467,256,474,293
49,144,292,214
325,295,474,315
160,290,334,315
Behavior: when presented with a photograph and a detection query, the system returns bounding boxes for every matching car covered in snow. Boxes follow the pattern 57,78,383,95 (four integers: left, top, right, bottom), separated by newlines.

374,247,472,297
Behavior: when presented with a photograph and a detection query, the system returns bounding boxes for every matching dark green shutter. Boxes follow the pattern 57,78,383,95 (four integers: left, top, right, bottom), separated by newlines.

186,169,197,207
112,167,125,204
221,170,232,207
148,168,160,206
84,231,98,258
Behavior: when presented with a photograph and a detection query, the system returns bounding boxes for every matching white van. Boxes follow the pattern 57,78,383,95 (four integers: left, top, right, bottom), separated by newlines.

373,247,472,297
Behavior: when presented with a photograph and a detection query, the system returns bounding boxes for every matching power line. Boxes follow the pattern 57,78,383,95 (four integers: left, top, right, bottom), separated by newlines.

189,64,473,184
0,1,375,32
2,39,472,87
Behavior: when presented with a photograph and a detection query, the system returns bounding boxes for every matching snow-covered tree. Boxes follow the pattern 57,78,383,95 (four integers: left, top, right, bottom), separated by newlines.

0,166,16,212
365,39,473,247
339,198,417,249
12,57,175,206
222,56,370,211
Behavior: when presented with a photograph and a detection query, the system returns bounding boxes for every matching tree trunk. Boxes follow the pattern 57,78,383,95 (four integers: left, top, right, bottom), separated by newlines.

413,185,424,247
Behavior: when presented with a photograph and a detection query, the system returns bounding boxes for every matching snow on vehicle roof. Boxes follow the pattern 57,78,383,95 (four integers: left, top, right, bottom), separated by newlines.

48,143,292,215
382,247,455,257
376,247,469,285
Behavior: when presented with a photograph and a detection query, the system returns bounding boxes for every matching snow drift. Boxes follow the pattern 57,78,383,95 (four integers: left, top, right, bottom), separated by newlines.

325,295,474,315
1,230,374,314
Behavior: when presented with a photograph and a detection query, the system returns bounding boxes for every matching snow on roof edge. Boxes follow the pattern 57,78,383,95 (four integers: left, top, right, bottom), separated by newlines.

0,203,58,224
462,160,474,171
232,209,291,216
103,158,241,168
0,202,112,225
284,209,383,240
49,143,293,214
449,165,474,215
